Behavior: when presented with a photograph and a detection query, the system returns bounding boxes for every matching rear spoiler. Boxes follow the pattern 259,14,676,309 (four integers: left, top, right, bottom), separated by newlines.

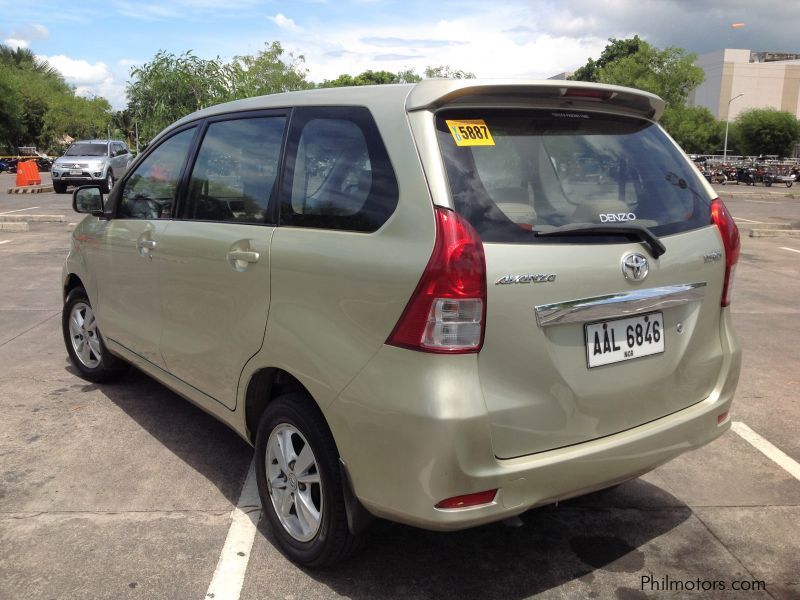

405,79,665,122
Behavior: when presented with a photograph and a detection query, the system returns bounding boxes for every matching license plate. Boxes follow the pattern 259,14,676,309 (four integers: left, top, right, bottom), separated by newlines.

69,169,83,175
585,312,664,368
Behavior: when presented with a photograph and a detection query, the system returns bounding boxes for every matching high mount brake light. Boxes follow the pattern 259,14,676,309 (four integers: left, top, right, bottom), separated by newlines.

561,88,615,100
387,206,487,353
710,198,740,307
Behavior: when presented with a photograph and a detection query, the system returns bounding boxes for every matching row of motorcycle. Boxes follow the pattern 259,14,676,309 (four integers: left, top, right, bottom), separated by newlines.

701,165,799,187
0,157,54,174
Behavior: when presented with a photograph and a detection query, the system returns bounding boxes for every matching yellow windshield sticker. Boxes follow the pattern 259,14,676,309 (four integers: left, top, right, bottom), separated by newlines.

446,119,495,147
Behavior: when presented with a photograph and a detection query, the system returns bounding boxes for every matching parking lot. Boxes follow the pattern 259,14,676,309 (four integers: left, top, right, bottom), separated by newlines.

0,172,798,599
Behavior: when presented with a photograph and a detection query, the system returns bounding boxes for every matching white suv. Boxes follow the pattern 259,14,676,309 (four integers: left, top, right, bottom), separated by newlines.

52,139,133,194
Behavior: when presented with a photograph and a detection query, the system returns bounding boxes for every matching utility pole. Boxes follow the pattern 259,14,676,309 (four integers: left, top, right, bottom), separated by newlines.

723,93,744,163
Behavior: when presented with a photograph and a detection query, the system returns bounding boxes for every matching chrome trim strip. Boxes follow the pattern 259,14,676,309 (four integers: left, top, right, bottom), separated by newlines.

534,282,707,327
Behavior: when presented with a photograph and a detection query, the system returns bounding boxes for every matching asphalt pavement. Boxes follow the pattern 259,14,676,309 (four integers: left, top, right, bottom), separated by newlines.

0,173,798,599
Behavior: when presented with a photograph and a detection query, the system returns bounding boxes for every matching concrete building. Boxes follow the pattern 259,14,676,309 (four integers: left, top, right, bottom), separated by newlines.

689,49,800,121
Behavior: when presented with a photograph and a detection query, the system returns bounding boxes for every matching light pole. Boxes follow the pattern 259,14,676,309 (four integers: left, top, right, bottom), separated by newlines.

723,93,744,163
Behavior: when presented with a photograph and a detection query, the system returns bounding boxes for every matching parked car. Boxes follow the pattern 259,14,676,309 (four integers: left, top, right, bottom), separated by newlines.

63,80,741,567
51,139,133,194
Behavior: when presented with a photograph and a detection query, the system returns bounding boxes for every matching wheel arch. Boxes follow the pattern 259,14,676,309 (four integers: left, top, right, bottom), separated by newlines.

63,273,85,301
244,367,310,444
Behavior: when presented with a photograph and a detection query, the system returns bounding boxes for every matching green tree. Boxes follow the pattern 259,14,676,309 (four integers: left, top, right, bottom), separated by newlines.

41,95,112,152
110,109,136,149
574,39,703,109
571,37,706,146
571,37,645,83
660,105,724,154
127,50,230,141
319,69,411,88
0,69,23,151
319,65,472,88
127,43,312,141
424,65,475,79
0,45,62,79
228,41,312,99
735,108,800,157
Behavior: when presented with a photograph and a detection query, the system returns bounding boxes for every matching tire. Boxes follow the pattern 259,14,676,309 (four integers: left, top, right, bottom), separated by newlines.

101,171,114,194
786,181,793,188
255,392,362,567
53,181,67,194
62,287,128,382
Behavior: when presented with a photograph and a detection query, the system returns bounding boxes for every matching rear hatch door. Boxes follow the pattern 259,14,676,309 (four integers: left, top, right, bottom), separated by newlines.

434,106,727,458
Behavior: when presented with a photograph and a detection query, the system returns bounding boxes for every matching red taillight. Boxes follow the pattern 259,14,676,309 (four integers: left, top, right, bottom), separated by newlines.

387,206,486,353
435,489,497,509
710,198,740,307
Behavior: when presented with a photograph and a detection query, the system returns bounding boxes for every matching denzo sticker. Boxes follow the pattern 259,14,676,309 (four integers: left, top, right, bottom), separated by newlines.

445,119,495,147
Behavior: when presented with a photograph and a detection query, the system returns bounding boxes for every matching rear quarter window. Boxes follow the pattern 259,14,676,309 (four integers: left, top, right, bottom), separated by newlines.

437,110,711,243
280,106,399,233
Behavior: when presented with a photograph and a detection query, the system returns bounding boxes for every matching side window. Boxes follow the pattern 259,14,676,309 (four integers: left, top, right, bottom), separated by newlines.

183,116,286,224
118,128,195,220
281,107,398,232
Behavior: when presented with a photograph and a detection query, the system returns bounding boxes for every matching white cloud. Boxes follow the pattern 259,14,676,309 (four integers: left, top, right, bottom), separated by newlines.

283,7,606,83
3,23,49,48
3,38,28,49
38,54,128,110
269,13,302,32
43,55,111,84
28,23,50,40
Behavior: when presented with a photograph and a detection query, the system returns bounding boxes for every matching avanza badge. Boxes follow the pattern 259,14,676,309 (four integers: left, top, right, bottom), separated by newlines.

446,119,495,146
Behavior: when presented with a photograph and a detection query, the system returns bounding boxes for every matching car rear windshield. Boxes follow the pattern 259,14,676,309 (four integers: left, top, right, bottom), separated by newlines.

65,143,107,157
436,109,711,243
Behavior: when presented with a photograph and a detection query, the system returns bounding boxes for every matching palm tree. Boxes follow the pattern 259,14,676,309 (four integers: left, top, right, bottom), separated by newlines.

0,44,63,79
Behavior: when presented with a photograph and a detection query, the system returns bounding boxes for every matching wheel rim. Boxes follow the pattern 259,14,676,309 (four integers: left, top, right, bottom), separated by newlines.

106,173,113,190
68,301,102,369
266,423,323,542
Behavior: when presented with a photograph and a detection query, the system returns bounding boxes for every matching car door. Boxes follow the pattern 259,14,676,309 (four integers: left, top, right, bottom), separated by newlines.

114,143,133,176
157,113,287,409
110,143,123,175
97,127,197,368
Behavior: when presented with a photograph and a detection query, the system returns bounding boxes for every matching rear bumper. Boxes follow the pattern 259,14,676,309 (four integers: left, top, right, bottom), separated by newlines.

327,310,740,531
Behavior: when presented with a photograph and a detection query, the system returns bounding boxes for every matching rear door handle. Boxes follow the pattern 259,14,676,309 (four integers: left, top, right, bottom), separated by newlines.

227,250,260,271
227,250,259,263
136,237,156,259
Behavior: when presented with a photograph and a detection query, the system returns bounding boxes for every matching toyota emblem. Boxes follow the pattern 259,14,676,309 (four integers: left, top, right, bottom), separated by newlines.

622,253,649,281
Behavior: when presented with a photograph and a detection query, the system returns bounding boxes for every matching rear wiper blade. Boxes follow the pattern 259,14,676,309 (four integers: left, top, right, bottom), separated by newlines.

534,223,666,259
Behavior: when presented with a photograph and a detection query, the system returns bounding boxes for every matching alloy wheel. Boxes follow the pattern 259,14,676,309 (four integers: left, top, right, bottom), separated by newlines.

266,423,323,542
68,302,102,368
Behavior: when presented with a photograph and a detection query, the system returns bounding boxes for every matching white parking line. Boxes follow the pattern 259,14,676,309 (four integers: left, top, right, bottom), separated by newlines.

0,240,11,245
780,247,800,254
734,217,765,224
732,422,800,482
205,460,261,600
0,206,39,215
743,199,780,205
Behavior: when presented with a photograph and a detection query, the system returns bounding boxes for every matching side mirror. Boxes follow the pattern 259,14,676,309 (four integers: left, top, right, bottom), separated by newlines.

73,186,105,216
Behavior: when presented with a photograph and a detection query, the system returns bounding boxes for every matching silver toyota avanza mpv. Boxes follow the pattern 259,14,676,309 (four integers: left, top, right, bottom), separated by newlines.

63,80,741,567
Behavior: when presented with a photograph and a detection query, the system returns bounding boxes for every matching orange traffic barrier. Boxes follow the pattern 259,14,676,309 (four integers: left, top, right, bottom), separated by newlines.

15,160,42,186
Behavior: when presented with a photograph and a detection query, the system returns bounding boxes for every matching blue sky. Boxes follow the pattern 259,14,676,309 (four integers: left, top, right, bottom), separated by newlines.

1,0,794,110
